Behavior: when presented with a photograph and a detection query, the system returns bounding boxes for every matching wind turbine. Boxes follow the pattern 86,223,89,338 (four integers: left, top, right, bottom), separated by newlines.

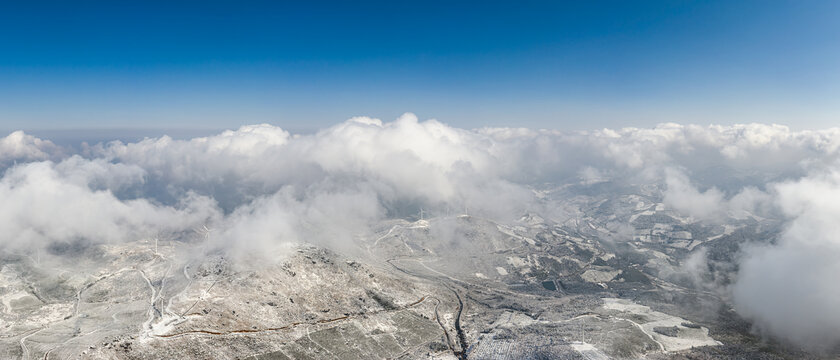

194,225,214,242
579,321,585,343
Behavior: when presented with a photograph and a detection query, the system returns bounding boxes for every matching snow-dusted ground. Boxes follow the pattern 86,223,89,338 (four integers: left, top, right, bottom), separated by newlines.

602,298,721,352
571,341,610,360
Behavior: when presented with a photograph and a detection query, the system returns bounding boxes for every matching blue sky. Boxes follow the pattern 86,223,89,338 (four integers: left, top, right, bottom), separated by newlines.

1,1,838,132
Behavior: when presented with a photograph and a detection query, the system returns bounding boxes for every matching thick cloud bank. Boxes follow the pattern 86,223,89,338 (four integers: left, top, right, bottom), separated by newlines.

3,114,840,347
733,171,840,349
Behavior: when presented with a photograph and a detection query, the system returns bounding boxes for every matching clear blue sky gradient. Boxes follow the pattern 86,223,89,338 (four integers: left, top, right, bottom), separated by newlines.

1,1,838,131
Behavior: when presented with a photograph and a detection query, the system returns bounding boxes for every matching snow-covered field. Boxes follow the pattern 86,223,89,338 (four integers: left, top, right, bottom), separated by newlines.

602,298,721,352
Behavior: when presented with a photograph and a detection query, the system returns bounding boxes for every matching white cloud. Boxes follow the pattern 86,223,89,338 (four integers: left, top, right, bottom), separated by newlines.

0,130,61,166
733,170,840,349
663,168,727,220
3,115,840,348
0,161,219,252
